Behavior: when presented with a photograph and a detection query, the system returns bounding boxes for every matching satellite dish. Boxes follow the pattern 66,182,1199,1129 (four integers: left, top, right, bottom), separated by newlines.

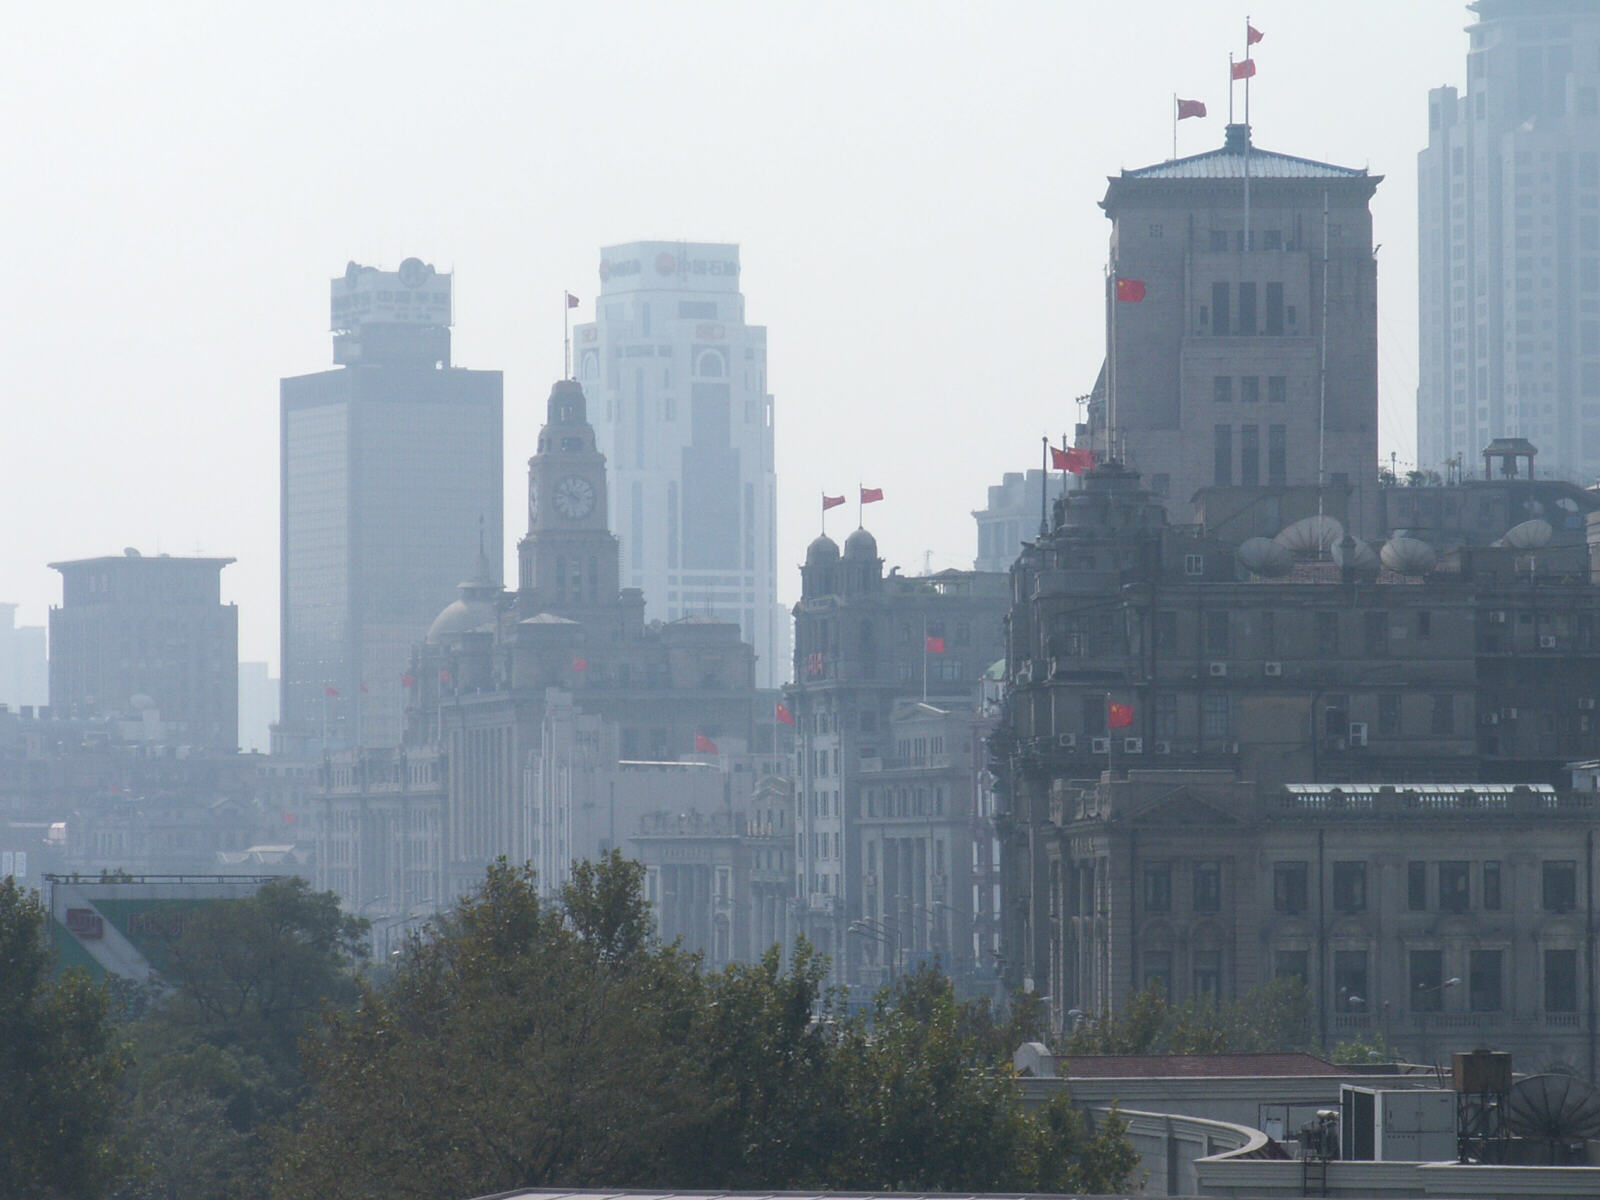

1238,537,1293,578
1507,1074,1600,1143
1380,536,1438,576
1498,519,1553,550
1275,515,1344,556
1331,536,1379,577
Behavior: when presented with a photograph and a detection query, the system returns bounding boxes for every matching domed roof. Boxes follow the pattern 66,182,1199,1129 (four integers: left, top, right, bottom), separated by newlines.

843,527,878,560
426,594,498,644
806,534,840,563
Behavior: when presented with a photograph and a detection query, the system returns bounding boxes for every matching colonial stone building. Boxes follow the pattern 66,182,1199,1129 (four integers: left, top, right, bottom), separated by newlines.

995,461,1600,1062
1045,772,1597,1079
1087,124,1381,533
316,380,780,928
788,533,1008,988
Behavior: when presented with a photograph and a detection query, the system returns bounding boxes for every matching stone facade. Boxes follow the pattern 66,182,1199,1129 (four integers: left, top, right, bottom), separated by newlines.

1090,124,1380,533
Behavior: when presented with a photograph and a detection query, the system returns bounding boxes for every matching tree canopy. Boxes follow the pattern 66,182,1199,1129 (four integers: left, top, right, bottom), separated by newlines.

271,853,1135,1199
0,877,127,1199
1060,977,1315,1058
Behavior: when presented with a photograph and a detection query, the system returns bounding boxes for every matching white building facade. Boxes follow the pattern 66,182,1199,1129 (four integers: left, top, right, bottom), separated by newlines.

1419,0,1600,482
573,241,787,687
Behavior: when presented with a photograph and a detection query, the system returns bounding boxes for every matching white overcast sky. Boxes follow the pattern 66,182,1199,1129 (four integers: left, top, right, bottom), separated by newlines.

2,0,1467,671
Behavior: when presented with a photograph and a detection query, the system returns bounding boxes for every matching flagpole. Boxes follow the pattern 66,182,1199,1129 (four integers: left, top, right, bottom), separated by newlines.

1039,437,1048,536
1105,691,1113,780
1228,54,1235,125
1243,18,1253,250
1108,267,1119,463
821,491,826,537
1172,93,1178,161
922,615,929,703
563,294,571,380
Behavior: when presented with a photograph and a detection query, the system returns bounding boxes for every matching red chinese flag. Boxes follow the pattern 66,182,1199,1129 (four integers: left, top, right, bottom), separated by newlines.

324,686,340,698
925,635,946,654
1108,702,1135,729
1050,444,1071,471
694,732,719,754
822,493,846,511
282,811,297,825
1177,98,1207,120
401,673,416,688
1232,58,1256,81
439,668,452,683
1064,447,1097,474
1247,23,1264,45
776,701,795,726
566,291,580,308
860,486,884,504
571,655,588,671
1115,277,1146,302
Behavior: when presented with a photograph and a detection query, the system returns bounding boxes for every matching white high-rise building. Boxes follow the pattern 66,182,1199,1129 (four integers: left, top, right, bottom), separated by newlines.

1419,0,1600,482
573,241,787,687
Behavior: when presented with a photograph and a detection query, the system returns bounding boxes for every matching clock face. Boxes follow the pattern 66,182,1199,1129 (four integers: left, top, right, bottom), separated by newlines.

527,477,539,524
553,475,596,520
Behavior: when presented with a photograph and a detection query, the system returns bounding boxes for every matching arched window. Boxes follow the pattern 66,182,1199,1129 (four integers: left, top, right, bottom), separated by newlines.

695,349,726,378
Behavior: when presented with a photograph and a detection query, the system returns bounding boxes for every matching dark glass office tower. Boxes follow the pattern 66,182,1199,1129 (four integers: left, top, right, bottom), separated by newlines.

279,258,502,752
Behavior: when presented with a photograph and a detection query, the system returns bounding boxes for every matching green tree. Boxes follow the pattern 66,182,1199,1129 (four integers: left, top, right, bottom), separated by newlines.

1062,977,1314,1057
0,877,127,1199
116,877,368,1200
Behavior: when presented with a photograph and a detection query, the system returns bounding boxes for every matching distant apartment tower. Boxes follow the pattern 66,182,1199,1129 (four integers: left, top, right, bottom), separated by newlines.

48,550,238,751
573,242,787,687
280,258,502,752
1419,0,1600,484
0,603,46,711
1087,124,1381,532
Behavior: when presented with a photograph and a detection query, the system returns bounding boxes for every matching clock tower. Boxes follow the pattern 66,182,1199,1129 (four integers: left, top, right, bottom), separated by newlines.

517,379,620,616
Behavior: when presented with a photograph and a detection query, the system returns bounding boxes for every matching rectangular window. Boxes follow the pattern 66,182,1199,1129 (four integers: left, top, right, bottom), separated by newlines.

1418,612,1432,640
1155,693,1178,739
1275,950,1308,982
1153,610,1178,654
1142,950,1173,994
1237,282,1258,334
1268,375,1287,403
1323,694,1349,738
1431,694,1455,735
1410,949,1445,1011
1334,951,1368,1012
1439,862,1471,913
1193,950,1222,998
1214,376,1234,404
1268,425,1286,485
1274,862,1308,913
1202,693,1230,738
1209,229,1229,252
1408,860,1428,911
1212,282,1231,335
1241,376,1261,404
1214,424,1233,486
1193,862,1221,912
1083,694,1107,736
1364,611,1389,655
1144,863,1173,913
1546,948,1579,1012
1469,950,1503,1012
1379,693,1401,736
1483,861,1502,911
1333,862,1367,913
1544,861,1578,912
1265,282,1285,334
1204,611,1230,655
1316,612,1339,654
1240,424,1260,486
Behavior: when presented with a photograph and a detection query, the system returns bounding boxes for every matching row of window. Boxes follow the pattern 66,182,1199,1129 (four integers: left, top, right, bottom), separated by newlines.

1201,281,1296,336
1213,423,1288,487
1272,859,1578,915
1212,375,1288,404
1153,608,1438,658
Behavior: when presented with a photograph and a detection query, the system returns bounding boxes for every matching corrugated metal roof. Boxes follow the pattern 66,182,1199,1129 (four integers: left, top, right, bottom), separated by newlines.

1118,146,1367,181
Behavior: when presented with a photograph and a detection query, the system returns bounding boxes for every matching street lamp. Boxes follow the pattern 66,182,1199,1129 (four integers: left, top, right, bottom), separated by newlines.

1415,976,1461,1067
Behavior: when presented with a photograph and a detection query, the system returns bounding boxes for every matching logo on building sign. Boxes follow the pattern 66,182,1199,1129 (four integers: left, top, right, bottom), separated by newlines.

656,251,678,276
66,908,104,939
600,259,639,282
397,257,432,289
806,652,825,677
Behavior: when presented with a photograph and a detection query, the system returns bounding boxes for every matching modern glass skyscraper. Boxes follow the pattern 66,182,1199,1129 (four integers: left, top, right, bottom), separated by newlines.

572,241,787,687
1419,0,1600,482
279,258,502,753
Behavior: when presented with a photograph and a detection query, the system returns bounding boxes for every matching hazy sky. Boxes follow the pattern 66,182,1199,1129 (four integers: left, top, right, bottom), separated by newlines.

3,1,1468,671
